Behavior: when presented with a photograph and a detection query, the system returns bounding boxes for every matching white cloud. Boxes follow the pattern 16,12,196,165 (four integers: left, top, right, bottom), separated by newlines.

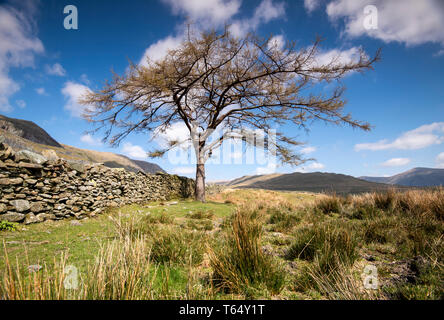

229,0,285,37
162,0,241,28
35,87,47,95
153,122,191,149
0,3,44,112
80,134,102,146
15,99,26,109
307,162,325,170
144,0,285,64
80,73,91,85
304,0,321,13
172,166,195,175
314,46,365,68
301,146,316,154
267,35,285,51
121,142,148,160
294,161,325,173
139,35,184,66
61,81,92,118
381,158,411,167
355,122,444,151
326,0,444,52
436,152,444,168
45,63,66,76
256,162,277,175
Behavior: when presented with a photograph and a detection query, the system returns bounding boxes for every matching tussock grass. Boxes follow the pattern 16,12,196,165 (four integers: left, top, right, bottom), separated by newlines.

286,224,358,273
1,188,442,300
315,194,343,214
189,210,214,220
1,236,157,300
267,207,300,233
208,208,285,296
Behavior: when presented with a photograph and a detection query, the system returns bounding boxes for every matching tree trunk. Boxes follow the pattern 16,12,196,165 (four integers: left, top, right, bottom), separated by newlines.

195,163,206,202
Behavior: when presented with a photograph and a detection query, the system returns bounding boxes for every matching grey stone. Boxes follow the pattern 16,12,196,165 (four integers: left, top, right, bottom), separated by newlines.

24,213,44,224
41,149,59,161
28,265,42,273
1,212,25,222
15,150,47,164
30,202,45,213
0,177,23,185
10,200,30,212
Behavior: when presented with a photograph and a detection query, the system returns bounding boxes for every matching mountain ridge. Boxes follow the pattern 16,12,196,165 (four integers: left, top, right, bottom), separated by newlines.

223,171,410,194
360,167,444,187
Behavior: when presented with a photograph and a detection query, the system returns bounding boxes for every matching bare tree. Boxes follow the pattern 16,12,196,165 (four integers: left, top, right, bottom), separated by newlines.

81,27,380,202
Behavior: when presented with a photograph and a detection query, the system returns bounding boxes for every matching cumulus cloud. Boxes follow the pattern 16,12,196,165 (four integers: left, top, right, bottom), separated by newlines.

80,134,102,146
144,0,285,64
301,146,317,154
139,35,184,66
381,158,411,167
313,46,366,68
162,0,241,28
172,166,195,175
229,0,285,37
436,153,444,168
121,142,148,160
153,122,191,149
304,0,321,13
45,63,66,76
0,2,44,112
326,0,444,53
35,87,47,95
267,35,285,51
307,162,325,170
15,99,26,109
355,122,444,151
256,162,277,175
61,81,92,118
294,161,325,173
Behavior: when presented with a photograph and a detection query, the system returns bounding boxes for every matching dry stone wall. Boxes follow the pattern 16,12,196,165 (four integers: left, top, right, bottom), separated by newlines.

0,141,194,224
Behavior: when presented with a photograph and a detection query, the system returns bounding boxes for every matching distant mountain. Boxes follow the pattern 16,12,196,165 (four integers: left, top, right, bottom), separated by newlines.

225,172,407,194
0,114,62,148
0,114,165,174
123,158,165,174
360,167,444,187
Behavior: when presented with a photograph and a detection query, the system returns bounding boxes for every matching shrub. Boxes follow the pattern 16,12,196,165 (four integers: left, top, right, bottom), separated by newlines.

0,221,18,232
208,209,285,296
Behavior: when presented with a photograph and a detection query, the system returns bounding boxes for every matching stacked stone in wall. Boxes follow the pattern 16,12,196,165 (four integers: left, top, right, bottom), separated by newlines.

0,141,194,224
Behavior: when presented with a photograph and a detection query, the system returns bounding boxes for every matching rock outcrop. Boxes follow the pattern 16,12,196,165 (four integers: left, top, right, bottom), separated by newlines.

0,141,194,224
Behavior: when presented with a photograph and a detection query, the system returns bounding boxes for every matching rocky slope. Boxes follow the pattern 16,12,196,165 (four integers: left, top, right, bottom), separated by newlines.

0,114,165,174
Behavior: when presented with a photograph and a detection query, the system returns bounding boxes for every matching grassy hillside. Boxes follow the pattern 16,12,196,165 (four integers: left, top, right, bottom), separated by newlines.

227,172,409,194
1,188,442,300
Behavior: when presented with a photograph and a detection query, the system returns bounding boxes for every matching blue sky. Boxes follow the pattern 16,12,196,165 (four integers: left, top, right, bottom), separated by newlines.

1,0,443,181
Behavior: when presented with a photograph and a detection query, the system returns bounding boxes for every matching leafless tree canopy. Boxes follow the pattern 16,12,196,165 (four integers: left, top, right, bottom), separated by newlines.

81,27,380,201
